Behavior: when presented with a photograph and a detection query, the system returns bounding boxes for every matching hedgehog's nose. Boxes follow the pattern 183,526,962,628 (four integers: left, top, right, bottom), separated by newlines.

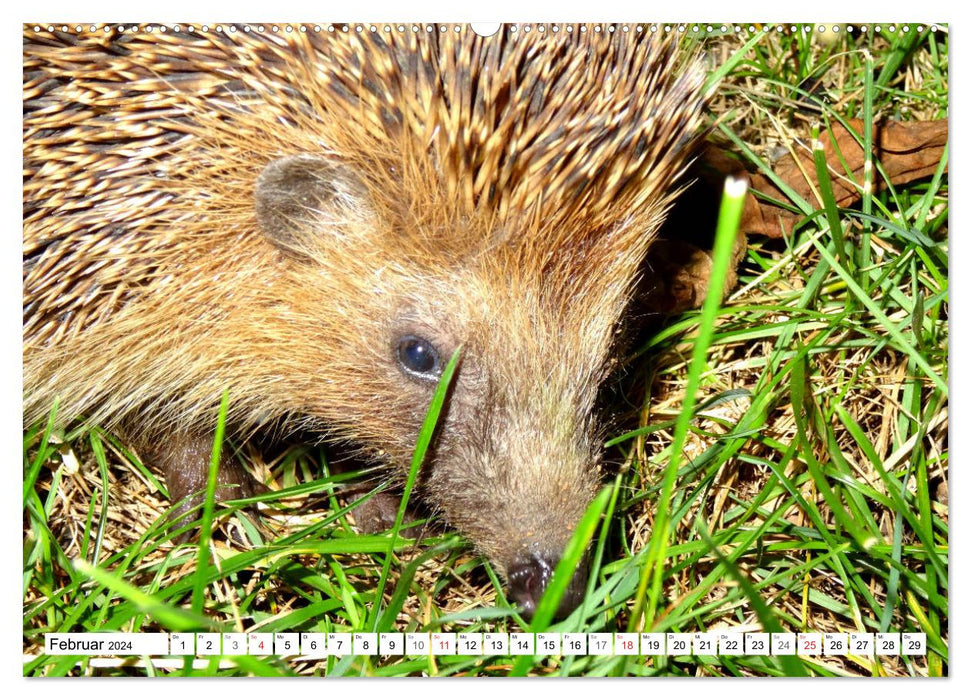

507,554,588,621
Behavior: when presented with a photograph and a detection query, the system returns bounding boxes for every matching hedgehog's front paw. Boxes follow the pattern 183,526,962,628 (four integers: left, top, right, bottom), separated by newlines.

142,433,267,543
351,491,425,540
640,236,746,315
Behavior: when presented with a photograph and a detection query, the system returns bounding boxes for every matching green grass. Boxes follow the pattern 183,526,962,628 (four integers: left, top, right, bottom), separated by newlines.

23,24,947,677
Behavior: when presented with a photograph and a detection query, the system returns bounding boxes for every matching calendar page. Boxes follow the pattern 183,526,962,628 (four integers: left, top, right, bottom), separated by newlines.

22,14,948,679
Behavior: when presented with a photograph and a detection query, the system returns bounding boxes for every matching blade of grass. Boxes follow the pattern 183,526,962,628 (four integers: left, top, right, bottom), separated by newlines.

191,390,230,617
73,558,216,631
636,175,747,630
812,123,849,269
24,399,59,509
87,430,111,571
862,49,874,236
368,346,462,633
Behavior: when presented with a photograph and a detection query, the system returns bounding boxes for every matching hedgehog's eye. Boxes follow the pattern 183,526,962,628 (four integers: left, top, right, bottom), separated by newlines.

396,335,442,380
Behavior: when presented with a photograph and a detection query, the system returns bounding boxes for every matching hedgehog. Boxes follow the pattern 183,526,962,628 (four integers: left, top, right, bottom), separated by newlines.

23,24,710,618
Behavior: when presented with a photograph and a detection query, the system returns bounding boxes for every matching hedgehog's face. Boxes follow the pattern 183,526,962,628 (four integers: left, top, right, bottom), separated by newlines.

256,154,637,619
358,261,616,620
398,270,617,619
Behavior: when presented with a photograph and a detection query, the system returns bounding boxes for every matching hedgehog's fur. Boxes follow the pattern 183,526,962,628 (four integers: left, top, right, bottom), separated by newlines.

23,24,710,611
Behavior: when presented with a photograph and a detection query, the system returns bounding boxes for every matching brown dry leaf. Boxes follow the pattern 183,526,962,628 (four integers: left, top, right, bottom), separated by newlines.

702,119,948,238
644,119,946,316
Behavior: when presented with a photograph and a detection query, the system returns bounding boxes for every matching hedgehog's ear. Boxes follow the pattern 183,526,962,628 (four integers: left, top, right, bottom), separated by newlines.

255,154,371,256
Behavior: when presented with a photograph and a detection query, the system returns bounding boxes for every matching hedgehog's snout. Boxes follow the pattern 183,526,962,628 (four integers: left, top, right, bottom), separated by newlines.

507,552,588,621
